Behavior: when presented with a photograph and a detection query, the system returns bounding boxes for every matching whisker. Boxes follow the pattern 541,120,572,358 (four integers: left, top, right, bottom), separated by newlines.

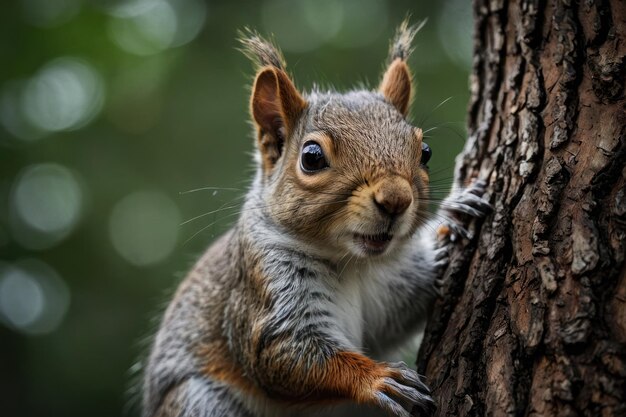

180,202,242,226
309,190,353,198
181,196,350,227
428,164,456,176
179,186,242,195
183,213,240,245
183,199,351,244
426,123,466,142
418,96,454,126
338,252,356,278
264,200,350,220
335,249,352,274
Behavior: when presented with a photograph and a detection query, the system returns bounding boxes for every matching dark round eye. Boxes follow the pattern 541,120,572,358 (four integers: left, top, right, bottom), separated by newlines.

421,142,432,165
300,141,328,172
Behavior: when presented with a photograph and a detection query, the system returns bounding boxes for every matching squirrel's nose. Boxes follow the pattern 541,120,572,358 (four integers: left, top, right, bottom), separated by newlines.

373,177,413,217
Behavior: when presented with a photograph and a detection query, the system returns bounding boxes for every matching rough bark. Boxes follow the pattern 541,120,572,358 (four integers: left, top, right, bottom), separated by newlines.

418,1,626,416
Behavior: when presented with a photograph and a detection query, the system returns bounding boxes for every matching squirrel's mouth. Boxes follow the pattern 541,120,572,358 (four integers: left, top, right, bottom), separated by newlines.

354,232,393,255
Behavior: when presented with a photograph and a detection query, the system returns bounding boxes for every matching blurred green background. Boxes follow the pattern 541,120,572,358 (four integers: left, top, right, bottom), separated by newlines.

0,0,472,416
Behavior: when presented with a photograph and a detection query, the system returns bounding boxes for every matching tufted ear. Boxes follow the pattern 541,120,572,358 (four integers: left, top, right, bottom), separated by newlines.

379,19,424,116
379,59,413,116
251,66,306,173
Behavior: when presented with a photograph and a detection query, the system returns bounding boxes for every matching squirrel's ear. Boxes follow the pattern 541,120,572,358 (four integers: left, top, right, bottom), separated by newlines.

251,66,306,172
379,59,413,116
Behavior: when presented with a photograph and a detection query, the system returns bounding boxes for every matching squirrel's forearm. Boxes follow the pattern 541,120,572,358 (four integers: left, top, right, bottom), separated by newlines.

225,255,398,405
251,335,398,405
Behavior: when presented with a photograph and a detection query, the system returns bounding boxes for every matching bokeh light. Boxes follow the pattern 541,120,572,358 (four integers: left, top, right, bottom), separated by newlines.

21,57,105,133
1,58,105,141
109,190,181,267
0,263,43,329
0,259,70,335
9,163,84,250
106,0,207,56
0,80,46,142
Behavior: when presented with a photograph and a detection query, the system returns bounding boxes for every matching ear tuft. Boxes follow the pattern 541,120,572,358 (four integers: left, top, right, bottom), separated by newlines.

379,18,425,116
387,18,426,63
238,29,286,70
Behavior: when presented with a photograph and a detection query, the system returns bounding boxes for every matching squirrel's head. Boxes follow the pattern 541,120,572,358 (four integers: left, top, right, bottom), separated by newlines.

240,21,432,261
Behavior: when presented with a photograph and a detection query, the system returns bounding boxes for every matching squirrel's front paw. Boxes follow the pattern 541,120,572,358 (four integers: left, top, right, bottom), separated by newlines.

437,179,492,241
372,362,435,417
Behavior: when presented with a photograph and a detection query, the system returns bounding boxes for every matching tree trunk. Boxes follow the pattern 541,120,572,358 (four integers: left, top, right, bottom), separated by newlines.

417,1,626,416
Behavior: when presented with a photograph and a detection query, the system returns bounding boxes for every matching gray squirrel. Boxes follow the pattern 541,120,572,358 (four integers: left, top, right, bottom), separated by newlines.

143,20,491,417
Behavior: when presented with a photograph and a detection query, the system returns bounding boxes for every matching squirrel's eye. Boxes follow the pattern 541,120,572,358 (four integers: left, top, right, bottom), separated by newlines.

421,142,432,165
300,141,328,173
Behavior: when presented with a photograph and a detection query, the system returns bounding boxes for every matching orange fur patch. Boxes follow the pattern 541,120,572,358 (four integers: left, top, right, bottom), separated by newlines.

301,351,398,405
199,342,261,396
437,224,450,240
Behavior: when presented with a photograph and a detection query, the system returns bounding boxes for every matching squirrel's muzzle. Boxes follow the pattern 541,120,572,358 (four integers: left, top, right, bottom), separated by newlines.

373,176,413,217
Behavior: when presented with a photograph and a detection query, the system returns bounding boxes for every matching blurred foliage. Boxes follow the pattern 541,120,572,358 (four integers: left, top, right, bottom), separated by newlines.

0,0,472,416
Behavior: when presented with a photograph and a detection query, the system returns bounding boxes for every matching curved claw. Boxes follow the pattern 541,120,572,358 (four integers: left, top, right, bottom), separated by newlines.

434,247,449,262
441,188,492,219
382,378,425,409
444,202,484,219
453,192,492,215
434,278,446,296
373,363,435,417
435,179,491,244
446,221,472,240
468,179,487,195
375,392,412,417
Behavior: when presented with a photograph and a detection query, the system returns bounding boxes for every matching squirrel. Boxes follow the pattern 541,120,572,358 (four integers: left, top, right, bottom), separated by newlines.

142,20,490,417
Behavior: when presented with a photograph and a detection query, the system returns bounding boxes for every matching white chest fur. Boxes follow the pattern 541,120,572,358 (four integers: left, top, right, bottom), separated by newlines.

322,262,393,351
320,250,421,353
330,269,366,349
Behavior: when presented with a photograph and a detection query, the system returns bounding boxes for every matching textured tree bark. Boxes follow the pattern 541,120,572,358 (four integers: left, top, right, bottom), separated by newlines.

417,1,626,416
